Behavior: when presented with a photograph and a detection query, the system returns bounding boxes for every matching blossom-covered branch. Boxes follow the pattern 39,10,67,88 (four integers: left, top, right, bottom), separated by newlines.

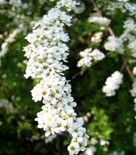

23,0,88,154
90,0,136,83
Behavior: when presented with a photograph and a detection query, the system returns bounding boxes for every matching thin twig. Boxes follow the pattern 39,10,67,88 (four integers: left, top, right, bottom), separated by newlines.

90,0,136,83
121,54,136,82
120,60,127,72
72,72,80,79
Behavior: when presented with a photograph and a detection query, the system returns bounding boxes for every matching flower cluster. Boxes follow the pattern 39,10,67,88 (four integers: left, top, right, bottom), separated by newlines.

0,99,10,108
84,146,96,155
24,0,88,154
120,18,136,58
0,0,34,65
88,15,111,26
133,67,136,75
0,0,28,9
102,71,123,97
0,99,15,113
77,48,105,68
87,137,110,153
104,18,136,58
90,137,110,152
91,32,103,43
106,0,136,16
0,25,22,63
74,2,85,14
104,36,124,54
87,12,126,55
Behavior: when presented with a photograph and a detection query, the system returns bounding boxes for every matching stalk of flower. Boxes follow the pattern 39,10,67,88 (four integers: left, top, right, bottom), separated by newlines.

23,0,88,154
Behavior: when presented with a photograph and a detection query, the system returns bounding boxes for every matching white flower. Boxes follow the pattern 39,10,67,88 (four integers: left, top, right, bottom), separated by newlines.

74,2,85,14
91,32,103,43
133,67,136,75
100,139,110,146
104,36,124,54
123,18,136,33
77,48,93,67
90,138,98,145
77,48,105,68
130,82,136,97
0,26,22,59
88,15,111,26
84,146,96,155
24,0,88,154
90,49,105,61
56,0,79,11
102,71,123,97
120,18,136,58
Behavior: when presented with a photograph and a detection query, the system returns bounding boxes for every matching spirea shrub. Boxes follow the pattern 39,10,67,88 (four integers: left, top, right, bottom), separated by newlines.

0,0,136,155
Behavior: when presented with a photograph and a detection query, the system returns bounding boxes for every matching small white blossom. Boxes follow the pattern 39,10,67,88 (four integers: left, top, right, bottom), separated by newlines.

77,48,105,68
88,15,111,26
90,49,105,61
0,26,22,61
84,146,96,155
90,138,98,145
91,32,103,43
106,0,135,16
133,67,136,75
100,139,110,146
74,2,85,14
130,82,136,97
102,71,123,97
77,48,93,67
104,36,124,54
